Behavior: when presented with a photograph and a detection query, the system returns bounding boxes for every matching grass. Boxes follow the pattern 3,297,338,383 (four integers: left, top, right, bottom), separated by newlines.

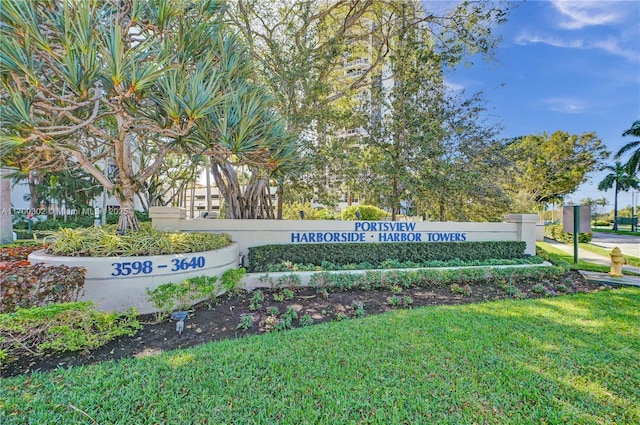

592,228,640,237
580,243,640,268
536,241,611,273
1,289,639,424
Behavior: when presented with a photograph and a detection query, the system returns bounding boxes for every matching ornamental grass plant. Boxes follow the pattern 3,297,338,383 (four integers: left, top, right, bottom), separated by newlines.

44,223,232,257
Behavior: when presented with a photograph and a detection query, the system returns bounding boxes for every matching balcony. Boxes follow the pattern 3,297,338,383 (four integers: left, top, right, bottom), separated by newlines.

343,57,370,69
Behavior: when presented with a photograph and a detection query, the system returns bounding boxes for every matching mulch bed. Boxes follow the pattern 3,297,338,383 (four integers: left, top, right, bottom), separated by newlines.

1,270,609,378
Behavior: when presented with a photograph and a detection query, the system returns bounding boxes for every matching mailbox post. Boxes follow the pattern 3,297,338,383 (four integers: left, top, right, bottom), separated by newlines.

563,204,591,264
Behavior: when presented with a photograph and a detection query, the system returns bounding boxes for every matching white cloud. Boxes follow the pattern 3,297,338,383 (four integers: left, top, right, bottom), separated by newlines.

515,32,639,63
541,97,589,114
444,80,465,92
515,33,583,49
591,37,640,62
550,0,627,29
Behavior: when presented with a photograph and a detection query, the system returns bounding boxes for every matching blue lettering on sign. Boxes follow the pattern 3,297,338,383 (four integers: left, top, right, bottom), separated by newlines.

354,222,416,232
290,226,467,244
111,260,153,276
426,232,467,242
171,256,206,271
291,232,366,243
111,256,206,276
378,233,422,242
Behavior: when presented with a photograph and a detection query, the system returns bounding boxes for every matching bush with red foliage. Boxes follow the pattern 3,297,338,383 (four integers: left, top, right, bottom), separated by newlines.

0,245,43,262
0,246,86,313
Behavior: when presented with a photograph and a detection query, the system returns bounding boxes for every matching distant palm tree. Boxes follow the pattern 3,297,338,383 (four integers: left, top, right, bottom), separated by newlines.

595,197,609,215
579,197,596,219
598,161,639,230
615,120,640,177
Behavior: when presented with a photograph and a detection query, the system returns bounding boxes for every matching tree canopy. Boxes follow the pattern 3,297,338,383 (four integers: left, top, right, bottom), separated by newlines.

226,0,511,217
504,131,609,210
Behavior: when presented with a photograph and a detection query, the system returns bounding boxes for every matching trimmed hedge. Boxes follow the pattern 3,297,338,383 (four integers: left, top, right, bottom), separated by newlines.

248,241,527,273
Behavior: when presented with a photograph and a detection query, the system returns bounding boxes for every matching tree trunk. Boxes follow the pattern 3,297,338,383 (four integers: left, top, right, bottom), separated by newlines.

209,158,278,219
439,201,446,222
613,185,619,231
277,184,284,219
0,167,14,244
391,177,398,221
116,182,140,232
190,183,195,219
206,158,212,215
28,170,38,210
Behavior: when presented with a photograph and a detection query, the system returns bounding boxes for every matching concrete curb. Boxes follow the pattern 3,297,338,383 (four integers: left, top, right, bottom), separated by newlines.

579,271,640,288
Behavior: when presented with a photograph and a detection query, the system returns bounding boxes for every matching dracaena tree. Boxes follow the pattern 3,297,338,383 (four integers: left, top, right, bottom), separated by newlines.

0,0,255,231
190,82,302,219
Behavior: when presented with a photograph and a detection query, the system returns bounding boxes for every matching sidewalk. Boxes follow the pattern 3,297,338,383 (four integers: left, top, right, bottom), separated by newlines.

543,238,640,287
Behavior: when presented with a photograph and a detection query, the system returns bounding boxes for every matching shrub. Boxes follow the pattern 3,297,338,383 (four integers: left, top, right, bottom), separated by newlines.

299,313,314,327
0,245,44,261
341,205,388,221
450,283,472,296
236,314,253,330
282,202,336,220
146,275,218,318
593,220,611,227
249,290,264,311
307,265,564,293
248,241,527,273
265,256,544,272
544,224,592,243
0,262,86,313
0,302,140,366
220,268,246,292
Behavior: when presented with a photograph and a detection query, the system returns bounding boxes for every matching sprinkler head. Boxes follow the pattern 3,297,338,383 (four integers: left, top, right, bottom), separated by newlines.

171,311,188,335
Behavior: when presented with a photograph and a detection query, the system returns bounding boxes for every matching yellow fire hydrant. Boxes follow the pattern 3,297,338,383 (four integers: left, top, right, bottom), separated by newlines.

609,247,627,277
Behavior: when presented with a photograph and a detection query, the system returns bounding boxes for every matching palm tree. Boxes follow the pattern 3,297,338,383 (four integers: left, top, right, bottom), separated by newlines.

580,197,595,219
615,120,640,177
595,197,610,217
598,161,640,230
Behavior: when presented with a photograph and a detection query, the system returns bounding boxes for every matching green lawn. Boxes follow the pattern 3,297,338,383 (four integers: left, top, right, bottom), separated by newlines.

580,243,640,268
536,241,639,275
536,241,612,273
592,228,640,237
2,289,638,424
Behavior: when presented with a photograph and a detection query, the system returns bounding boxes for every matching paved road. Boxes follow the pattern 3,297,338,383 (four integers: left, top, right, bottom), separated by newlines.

590,232,640,257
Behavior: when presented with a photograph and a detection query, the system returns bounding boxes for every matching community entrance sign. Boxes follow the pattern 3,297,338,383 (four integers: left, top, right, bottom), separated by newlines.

149,207,538,259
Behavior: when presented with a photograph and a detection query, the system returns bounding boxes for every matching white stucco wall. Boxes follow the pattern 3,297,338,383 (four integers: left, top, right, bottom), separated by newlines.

28,243,239,314
150,207,538,257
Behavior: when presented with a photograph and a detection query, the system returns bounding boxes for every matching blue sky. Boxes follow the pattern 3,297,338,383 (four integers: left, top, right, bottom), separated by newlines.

443,0,640,211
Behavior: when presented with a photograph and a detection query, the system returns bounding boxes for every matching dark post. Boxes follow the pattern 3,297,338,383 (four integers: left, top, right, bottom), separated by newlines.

573,204,579,264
